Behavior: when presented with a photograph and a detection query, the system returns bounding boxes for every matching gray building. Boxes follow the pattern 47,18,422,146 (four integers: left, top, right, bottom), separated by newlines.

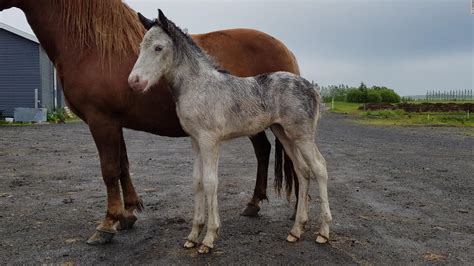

0,22,64,118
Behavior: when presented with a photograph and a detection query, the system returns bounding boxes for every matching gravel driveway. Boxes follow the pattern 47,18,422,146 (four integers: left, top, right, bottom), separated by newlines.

0,113,473,264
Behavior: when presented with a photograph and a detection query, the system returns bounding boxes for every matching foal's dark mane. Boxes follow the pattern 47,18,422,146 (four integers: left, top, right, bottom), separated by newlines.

155,14,229,73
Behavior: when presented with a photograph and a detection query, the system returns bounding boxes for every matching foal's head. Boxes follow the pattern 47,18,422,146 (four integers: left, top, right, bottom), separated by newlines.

128,10,174,92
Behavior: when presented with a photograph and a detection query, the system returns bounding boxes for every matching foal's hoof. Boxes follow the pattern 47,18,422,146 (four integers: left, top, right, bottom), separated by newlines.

86,230,115,245
315,233,329,244
240,204,260,217
117,215,137,231
198,244,211,254
286,233,299,243
183,240,196,249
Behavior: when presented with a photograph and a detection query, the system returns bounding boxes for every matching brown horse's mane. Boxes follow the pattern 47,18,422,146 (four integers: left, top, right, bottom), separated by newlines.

52,0,145,66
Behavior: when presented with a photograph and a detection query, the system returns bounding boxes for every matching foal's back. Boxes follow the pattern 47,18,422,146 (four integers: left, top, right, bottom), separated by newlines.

178,71,319,140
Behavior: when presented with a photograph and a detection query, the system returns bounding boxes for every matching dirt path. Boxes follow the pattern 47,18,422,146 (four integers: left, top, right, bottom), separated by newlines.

0,113,473,264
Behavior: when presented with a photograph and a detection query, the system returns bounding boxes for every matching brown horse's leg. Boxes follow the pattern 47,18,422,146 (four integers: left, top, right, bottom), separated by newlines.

116,133,143,230
86,119,124,245
241,131,270,217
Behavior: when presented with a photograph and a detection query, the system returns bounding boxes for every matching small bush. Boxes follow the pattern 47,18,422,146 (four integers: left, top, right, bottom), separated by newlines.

367,90,382,103
346,88,367,103
347,86,401,103
47,108,75,123
379,89,401,103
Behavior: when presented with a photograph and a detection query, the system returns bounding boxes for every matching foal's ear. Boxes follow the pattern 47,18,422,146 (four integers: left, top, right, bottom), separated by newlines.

157,9,169,31
137,12,156,30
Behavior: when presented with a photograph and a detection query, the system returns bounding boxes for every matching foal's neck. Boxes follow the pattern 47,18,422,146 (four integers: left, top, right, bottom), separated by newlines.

167,56,223,98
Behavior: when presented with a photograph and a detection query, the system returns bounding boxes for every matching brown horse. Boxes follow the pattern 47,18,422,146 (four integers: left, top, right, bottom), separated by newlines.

0,0,299,244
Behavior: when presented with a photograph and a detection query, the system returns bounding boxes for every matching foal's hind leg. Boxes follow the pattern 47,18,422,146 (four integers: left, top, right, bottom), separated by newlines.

294,140,332,243
241,132,271,217
117,132,143,230
270,125,310,242
184,139,205,248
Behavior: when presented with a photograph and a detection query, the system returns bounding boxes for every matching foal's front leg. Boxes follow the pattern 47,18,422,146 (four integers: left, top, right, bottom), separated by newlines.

197,138,221,254
184,139,205,248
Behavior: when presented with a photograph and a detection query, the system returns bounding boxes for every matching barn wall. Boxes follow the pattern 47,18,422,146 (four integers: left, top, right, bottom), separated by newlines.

0,29,40,117
39,47,54,110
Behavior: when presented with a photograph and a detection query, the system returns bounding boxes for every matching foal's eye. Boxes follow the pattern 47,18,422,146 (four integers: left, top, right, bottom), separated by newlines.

154,46,163,52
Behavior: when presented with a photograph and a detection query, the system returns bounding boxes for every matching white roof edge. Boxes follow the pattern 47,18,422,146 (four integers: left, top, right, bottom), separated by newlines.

0,22,39,44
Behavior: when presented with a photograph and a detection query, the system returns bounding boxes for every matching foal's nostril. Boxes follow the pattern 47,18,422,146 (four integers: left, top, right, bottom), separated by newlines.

128,75,140,86
128,74,148,92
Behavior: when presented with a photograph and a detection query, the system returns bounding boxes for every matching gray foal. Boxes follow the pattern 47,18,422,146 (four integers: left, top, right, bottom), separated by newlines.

129,10,332,253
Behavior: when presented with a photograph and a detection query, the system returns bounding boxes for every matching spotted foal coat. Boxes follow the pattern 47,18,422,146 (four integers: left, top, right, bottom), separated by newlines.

129,10,332,253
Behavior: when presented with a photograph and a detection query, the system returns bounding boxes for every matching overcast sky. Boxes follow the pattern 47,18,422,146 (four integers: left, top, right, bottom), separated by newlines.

1,0,472,96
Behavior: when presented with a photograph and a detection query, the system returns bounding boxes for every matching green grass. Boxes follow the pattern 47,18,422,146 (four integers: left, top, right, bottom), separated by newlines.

412,100,474,104
0,121,33,126
328,101,474,127
328,101,363,115
358,114,474,127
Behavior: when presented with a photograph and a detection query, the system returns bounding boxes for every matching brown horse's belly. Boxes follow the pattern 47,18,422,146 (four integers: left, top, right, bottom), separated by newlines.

120,83,188,137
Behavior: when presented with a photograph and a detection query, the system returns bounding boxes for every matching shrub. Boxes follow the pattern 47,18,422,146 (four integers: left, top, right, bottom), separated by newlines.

346,86,401,103
47,108,75,123
346,88,368,103
379,89,401,103
367,90,382,103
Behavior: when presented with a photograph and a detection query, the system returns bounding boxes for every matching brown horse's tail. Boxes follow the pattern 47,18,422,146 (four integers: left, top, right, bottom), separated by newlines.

274,139,298,201
273,50,300,201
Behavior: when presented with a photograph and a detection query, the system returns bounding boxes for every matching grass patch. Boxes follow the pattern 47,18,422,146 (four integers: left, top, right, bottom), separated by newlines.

327,101,474,127
328,102,362,115
358,113,474,127
0,121,33,126
412,100,474,104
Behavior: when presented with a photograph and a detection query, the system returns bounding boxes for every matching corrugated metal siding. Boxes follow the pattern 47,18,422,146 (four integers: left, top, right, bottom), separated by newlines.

56,74,66,108
39,47,54,110
0,29,40,117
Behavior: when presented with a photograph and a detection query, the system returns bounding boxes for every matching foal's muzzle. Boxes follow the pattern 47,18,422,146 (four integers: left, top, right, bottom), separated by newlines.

128,74,148,92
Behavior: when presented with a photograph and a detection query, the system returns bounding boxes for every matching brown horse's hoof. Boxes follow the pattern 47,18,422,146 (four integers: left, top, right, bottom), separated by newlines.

240,204,260,217
86,229,116,245
117,215,137,231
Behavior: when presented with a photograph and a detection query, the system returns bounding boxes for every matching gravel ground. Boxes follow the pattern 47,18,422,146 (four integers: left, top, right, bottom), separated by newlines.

0,113,473,264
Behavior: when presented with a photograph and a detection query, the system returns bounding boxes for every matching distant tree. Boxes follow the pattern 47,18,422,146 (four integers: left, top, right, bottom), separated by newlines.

367,90,382,103
379,88,401,103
